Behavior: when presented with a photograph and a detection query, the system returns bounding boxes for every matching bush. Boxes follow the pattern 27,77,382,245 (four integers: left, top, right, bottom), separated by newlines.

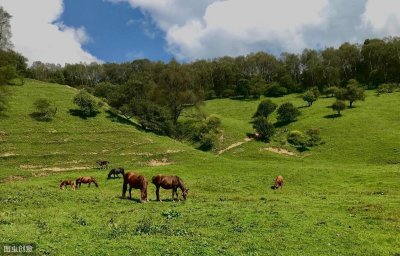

222,89,235,98
323,86,339,98
332,100,346,115
287,128,322,150
73,90,98,117
253,99,277,118
377,83,396,95
264,82,288,97
287,130,308,150
277,102,300,123
302,90,317,107
31,98,57,121
252,116,275,141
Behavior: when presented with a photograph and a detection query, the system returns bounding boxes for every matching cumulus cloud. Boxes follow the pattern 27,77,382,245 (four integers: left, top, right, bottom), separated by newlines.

0,0,100,65
110,0,400,61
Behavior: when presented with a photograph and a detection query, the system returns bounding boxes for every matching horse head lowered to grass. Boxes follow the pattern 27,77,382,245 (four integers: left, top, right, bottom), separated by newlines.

152,174,189,201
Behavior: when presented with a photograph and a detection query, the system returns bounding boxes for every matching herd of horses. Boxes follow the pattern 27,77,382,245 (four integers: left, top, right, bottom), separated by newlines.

60,161,284,203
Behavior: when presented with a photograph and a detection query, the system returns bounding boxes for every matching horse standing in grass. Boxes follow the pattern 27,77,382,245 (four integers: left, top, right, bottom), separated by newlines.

273,175,284,189
60,180,75,190
96,160,109,170
108,167,125,179
76,177,99,188
152,174,189,201
122,172,148,203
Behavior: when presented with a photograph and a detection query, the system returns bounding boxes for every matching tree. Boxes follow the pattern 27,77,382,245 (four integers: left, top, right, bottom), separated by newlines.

252,116,275,141
73,90,98,116
302,90,317,106
156,61,202,126
0,7,13,50
332,100,346,115
264,82,287,97
31,98,57,121
277,102,300,123
345,79,365,107
253,99,277,118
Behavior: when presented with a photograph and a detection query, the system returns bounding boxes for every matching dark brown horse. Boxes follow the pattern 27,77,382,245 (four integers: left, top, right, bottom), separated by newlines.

122,172,148,203
76,176,99,188
96,160,109,170
108,167,124,179
60,180,75,190
152,174,189,201
272,175,284,189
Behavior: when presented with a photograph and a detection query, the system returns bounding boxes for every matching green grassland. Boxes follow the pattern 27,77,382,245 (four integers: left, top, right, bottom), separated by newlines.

0,80,399,255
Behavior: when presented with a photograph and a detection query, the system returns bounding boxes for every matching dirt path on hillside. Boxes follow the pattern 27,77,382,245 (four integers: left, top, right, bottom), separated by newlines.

218,137,253,155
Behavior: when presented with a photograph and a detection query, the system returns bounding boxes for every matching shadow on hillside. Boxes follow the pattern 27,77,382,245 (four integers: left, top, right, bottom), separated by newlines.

105,110,143,130
69,109,99,119
29,112,52,122
324,114,341,119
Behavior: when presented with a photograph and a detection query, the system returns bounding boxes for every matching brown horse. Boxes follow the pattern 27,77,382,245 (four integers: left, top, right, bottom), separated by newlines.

152,174,189,201
76,176,99,188
60,180,75,190
273,175,284,189
122,172,148,203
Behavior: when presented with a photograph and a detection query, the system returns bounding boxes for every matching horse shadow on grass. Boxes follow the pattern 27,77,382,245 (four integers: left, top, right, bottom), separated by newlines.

69,109,99,119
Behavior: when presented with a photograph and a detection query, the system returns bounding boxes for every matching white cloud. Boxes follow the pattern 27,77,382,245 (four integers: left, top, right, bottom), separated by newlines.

110,0,400,61
0,0,100,65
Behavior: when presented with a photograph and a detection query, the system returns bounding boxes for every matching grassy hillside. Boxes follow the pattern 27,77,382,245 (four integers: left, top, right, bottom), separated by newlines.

0,80,399,255
202,91,400,165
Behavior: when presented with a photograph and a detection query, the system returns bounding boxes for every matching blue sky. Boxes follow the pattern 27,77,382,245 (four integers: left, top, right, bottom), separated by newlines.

60,0,171,63
1,0,400,65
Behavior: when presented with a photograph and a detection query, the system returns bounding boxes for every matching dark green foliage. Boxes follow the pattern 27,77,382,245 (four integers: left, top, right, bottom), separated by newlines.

344,79,365,107
253,99,277,118
332,100,346,115
287,130,308,150
235,79,250,98
264,82,287,97
287,128,322,151
178,114,222,151
377,83,397,95
323,86,339,98
277,102,300,123
31,98,57,121
252,116,275,141
73,90,98,117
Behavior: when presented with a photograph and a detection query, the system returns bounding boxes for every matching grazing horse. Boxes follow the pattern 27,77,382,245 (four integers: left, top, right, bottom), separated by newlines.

122,172,148,203
152,174,189,201
273,175,284,189
60,180,75,190
76,176,99,188
108,167,125,179
96,160,109,170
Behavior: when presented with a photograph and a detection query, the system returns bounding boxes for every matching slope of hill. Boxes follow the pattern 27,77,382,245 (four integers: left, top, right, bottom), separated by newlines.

0,80,399,255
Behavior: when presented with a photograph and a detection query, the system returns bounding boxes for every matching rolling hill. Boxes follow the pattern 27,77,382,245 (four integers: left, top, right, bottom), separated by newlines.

0,80,399,255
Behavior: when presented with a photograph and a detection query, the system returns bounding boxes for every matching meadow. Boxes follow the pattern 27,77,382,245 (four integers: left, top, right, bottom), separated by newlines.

0,80,399,255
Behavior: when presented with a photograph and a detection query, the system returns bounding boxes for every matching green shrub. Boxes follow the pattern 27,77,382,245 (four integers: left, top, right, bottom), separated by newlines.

277,102,300,123
264,82,288,97
332,100,346,115
73,90,98,117
31,98,57,121
287,130,308,150
253,99,277,118
377,83,396,95
252,116,275,142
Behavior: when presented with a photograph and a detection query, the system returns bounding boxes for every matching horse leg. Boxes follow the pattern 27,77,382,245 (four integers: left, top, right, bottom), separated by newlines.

129,186,132,199
156,186,161,201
